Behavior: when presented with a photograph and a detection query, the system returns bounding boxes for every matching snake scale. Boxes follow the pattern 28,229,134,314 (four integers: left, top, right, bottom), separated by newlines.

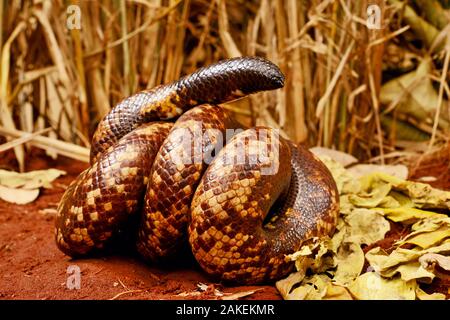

55,57,339,284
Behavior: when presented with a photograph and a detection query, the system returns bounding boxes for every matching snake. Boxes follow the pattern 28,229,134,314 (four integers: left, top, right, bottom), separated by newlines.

55,56,339,284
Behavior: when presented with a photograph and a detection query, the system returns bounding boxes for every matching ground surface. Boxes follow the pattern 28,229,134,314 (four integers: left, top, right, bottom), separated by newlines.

0,149,280,300
0,147,448,300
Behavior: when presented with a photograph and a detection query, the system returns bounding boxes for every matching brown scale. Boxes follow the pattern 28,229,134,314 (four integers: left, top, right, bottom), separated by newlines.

137,105,240,261
56,56,339,284
188,128,339,284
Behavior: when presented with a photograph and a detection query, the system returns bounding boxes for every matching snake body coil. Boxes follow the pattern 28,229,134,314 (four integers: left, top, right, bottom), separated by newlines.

55,57,339,284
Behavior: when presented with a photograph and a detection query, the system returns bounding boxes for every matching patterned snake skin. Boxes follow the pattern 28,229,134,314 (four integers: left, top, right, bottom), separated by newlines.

55,57,339,284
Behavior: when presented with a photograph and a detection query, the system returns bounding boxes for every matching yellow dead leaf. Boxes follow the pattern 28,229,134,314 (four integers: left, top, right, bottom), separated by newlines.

282,276,353,300
401,226,450,249
221,290,258,300
323,283,353,300
0,185,39,204
276,253,315,300
378,195,401,208
286,242,317,260
310,147,358,167
360,172,403,189
348,272,416,300
356,172,450,210
276,271,308,300
366,241,450,281
366,255,435,283
410,216,449,234
380,58,448,129
345,209,390,245
310,241,336,273
366,247,422,273
397,217,450,248
348,164,408,180
381,207,445,224
286,274,331,300
318,156,361,194
389,191,415,208
0,168,66,189
348,182,392,208
330,223,346,252
334,241,365,285
395,180,450,210
427,239,450,253
279,158,450,300
394,263,435,283
338,196,354,214
284,274,353,300
415,287,446,300
287,238,335,274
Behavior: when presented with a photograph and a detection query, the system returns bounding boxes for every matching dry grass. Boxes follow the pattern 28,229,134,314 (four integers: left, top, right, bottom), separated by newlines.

0,0,449,170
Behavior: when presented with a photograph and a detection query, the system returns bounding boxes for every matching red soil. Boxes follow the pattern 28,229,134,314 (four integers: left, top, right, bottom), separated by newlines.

0,146,448,300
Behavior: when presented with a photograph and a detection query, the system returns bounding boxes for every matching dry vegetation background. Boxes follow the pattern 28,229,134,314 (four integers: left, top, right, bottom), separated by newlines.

0,0,449,171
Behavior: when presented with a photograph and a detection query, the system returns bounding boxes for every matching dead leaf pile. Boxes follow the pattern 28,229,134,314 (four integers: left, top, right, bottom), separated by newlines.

276,156,449,300
0,169,66,204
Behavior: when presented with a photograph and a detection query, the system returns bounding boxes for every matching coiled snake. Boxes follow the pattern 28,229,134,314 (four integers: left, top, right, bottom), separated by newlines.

55,57,339,284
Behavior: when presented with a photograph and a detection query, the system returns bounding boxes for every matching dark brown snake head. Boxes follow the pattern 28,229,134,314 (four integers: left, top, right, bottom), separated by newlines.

56,56,339,285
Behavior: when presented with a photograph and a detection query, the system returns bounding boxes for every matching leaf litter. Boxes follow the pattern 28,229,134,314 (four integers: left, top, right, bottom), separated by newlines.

276,154,449,300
